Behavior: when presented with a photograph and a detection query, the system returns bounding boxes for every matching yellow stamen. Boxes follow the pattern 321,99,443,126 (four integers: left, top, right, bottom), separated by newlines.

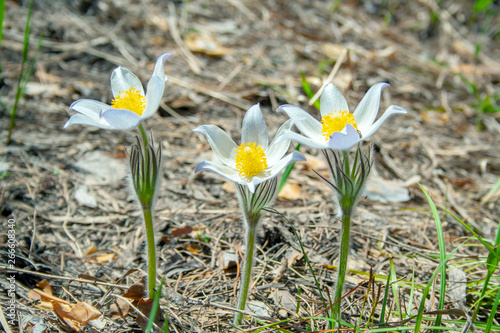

111,87,146,116
321,110,358,141
234,142,268,179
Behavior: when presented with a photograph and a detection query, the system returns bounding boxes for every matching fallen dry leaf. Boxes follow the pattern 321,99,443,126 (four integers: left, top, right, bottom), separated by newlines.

83,245,98,256
171,225,193,238
110,298,131,320
82,245,116,263
184,32,233,56
123,277,147,300
53,301,101,327
278,183,302,200
28,280,102,332
96,252,115,263
77,274,107,283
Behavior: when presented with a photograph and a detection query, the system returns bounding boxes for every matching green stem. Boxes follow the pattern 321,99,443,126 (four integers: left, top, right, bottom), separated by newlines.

139,123,149,146
143,207,156,299
234,221,258,326
332,213,351,329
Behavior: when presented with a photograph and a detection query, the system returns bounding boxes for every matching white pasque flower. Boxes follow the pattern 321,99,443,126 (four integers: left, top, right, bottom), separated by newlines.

277,82,407,150
64,53,172,130
194,104,306,193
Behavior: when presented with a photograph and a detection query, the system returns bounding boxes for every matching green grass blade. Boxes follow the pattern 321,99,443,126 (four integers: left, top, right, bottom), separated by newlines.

419,184,447,330
295,285,301,314
474,0,494,13
7,0,35,144
278,144,301,192
389,258,402,321
472,219,500,322
20,0,33,65
485,219,500,275
0,0,5,48
406,265,416,319
300,73,320,110
482,177,500,204
440,207,500,261
485,287,500,333
146,278,164,333
414,260,443,332
379,272,391,326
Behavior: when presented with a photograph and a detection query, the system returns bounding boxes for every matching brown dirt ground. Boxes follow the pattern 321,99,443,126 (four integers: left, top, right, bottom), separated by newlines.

1,0,499,332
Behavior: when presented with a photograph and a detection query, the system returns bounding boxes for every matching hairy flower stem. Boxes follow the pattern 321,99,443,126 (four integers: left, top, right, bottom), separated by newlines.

139,123,149,146
234,215,260,326
142,206,157,299
332,213,351,328
129,134,161,299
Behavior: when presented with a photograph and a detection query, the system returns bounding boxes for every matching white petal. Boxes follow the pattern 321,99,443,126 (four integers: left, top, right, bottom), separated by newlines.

110,67,144,97
141,53,172,118
241,104,268,148
277,104,322,140
151,53,172,82
269,150,306,175
244,150,305,192
353,82,389,133
195,160,242,184
361,105,407,140
328,124,360,150
64,113,114,129
69,99,110,123
194,125,238,166
142,76,164,118
100,109,143,130
246,179,258,193
320,83,349,117
266,119,294,165
277,130,329,149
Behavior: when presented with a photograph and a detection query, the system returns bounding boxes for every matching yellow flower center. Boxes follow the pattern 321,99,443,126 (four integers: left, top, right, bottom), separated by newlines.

321,110,358,141
111,87,146,116
234,142,268,179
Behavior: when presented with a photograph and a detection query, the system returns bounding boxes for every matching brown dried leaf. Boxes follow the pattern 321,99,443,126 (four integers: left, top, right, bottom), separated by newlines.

37,279,53,295
278,183,302,200
419,110,450,125
83,245,98,256
171,225,193,238
53,302,80,332
110,298,131,320
70,302,102,325
28,281,57,310
53,301,102,331
135,298,164,331
28,283,70,306
185,242,201,254
123,278,147,300
96,253,115,263
284,248,303,267
184,33,233,56
77,274,107,283
29,280,101,331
